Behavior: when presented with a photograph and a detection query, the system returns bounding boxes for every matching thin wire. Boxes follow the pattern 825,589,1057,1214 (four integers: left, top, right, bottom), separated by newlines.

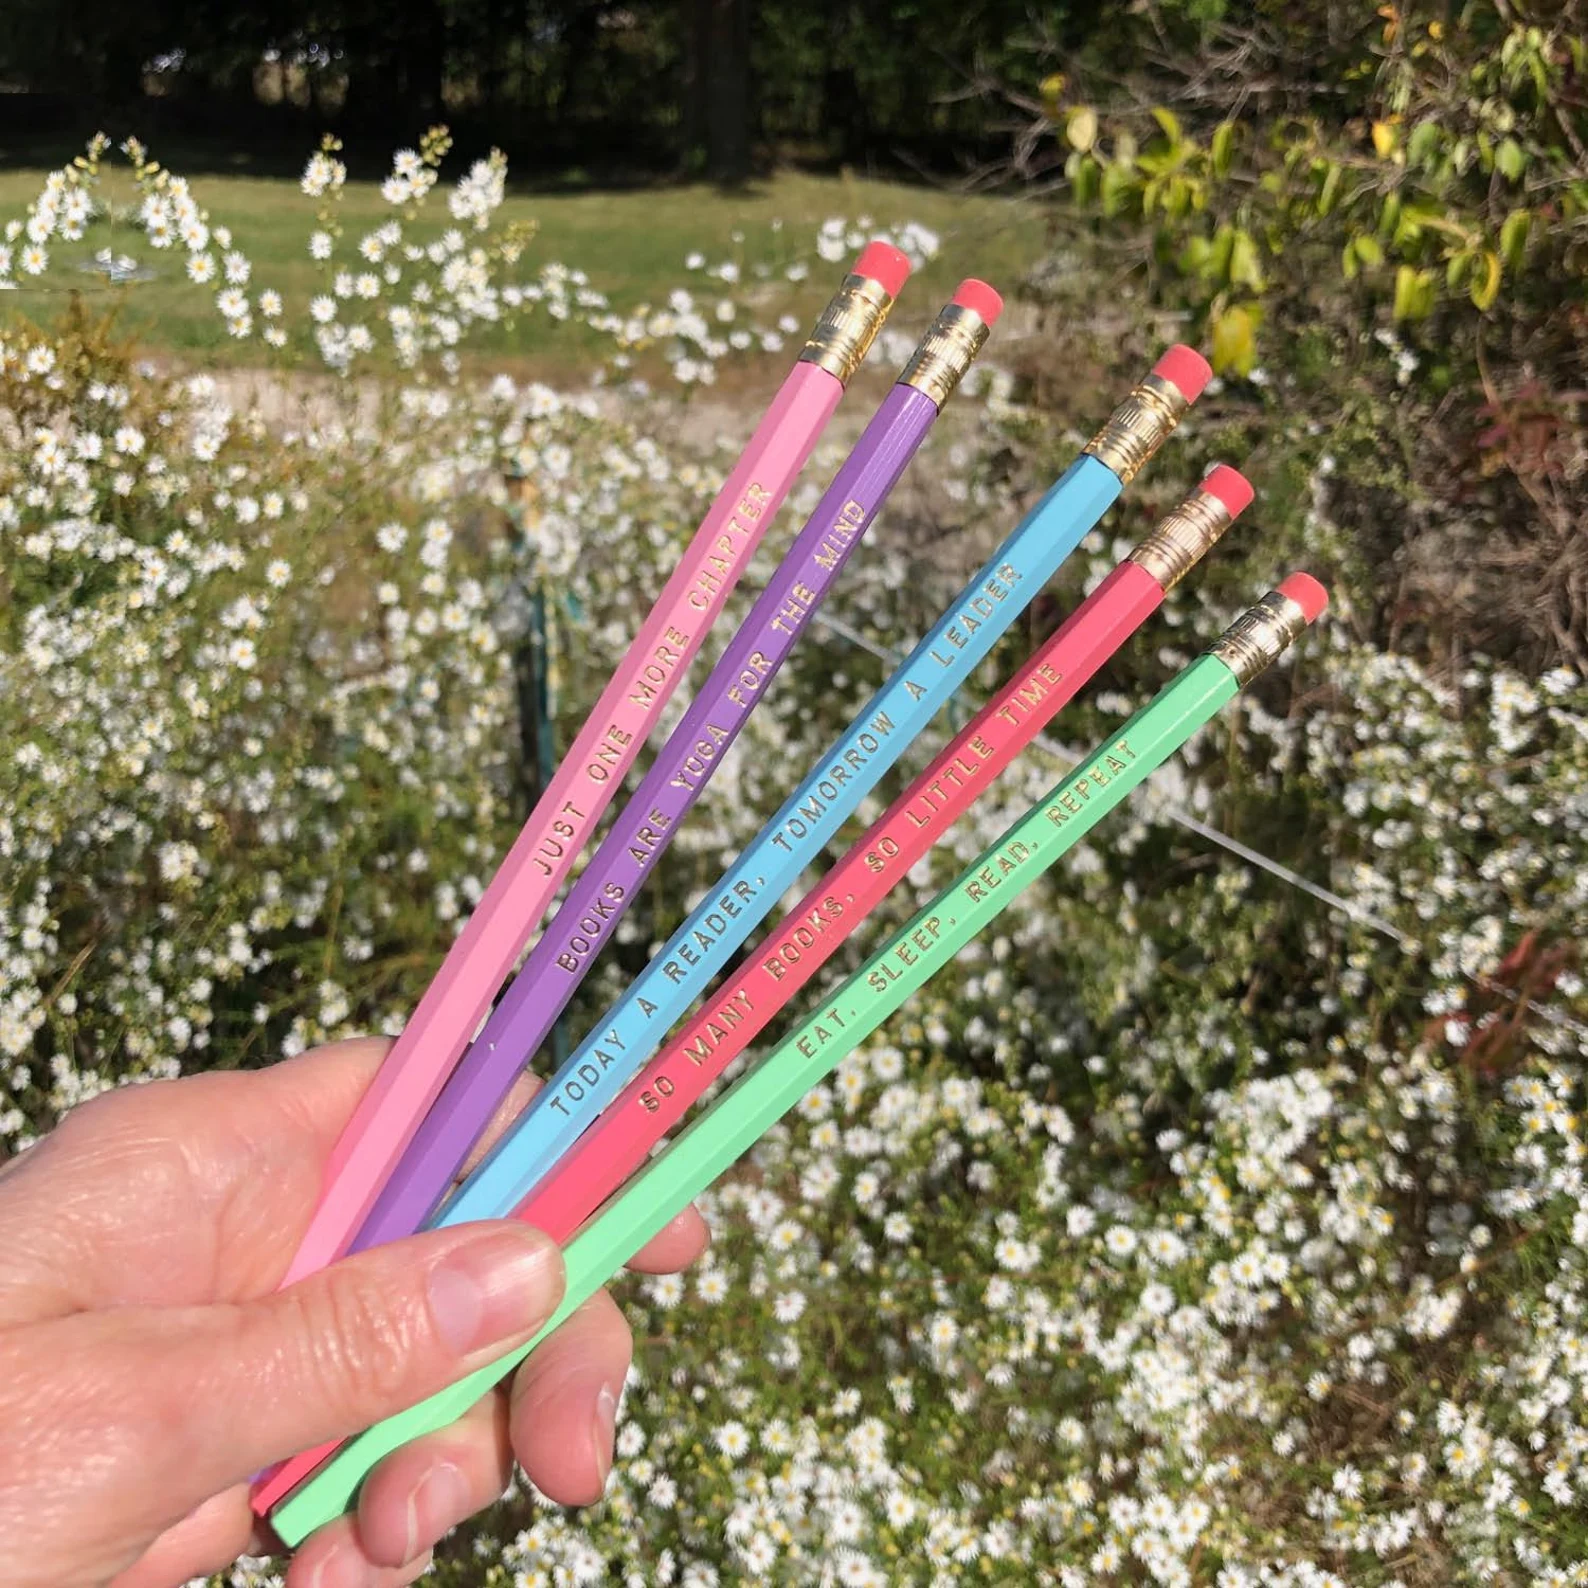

808,610,1405,940
804,608,1588,1044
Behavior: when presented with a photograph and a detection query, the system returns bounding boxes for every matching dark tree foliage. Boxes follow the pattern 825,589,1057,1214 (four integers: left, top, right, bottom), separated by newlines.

0,0,1089,178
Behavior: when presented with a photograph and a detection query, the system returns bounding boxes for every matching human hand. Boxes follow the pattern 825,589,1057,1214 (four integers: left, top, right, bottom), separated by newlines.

0,1036,708,1588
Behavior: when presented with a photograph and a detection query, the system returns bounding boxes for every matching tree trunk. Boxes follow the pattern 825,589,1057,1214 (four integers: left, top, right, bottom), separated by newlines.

683,0,753,183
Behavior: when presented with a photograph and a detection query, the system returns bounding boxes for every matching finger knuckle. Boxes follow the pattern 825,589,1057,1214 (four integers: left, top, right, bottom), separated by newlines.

283,1273,426,1424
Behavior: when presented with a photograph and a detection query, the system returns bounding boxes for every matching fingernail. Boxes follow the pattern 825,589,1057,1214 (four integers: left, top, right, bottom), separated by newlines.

593,1384,618,1491
403,1460,470,1563
426,1227,563,1358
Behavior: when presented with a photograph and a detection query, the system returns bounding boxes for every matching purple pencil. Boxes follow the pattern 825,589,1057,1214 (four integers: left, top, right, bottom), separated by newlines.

346,280,999,1250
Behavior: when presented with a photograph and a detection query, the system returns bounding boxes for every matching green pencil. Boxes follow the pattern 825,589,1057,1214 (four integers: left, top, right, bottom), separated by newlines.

272,572,1327,1545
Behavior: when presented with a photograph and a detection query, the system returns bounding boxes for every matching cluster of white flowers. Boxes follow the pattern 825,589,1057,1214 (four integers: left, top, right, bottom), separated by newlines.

7,135,960,388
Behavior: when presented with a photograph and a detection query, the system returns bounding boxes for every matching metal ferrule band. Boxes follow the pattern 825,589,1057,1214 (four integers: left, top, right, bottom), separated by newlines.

1125,484,1234,591
1083,372,1192,485
895,303,990,408
798,273,894,384
1207,589,1309,685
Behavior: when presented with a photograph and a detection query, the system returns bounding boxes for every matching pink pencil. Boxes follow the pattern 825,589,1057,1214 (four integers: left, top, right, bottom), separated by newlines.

277,243,912,1287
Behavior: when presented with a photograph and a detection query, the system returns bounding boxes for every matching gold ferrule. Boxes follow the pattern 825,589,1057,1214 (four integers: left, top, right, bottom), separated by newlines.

1082,372,1191,485
1126,483,1234,591
1207,588,1309,685
896,303,990,407
798,272,894,384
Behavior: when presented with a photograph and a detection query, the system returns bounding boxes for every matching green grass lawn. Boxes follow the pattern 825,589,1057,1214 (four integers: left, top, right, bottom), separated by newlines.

0,160,1052,376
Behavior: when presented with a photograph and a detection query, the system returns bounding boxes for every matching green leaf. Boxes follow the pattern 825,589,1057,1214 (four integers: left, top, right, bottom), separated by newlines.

1445,250,1471,291
1342,239,1360,281
1209,223,1236,281
1499,209,1531,271
1392,265,1437,321
1210,303,1259,376
1069,153,1101,206
1229,228,1264,290
1354,234,1384,268
1469,249,1502,311
1496,137,1525,182
1151,106,1183,145
1392,264,1419,321
1164,176,1197,220
1211,121,1236,176
1392,202,1440,248
1178,236,1213,277
1407,120,1442,168
1066,106,1099,153
1317,162,1342,216
1100,162,1136,218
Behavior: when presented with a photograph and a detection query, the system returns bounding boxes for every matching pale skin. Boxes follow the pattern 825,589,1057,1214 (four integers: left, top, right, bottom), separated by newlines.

0,1037,709,1588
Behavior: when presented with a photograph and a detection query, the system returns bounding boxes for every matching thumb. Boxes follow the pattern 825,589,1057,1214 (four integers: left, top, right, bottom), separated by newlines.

232,1220,565,1474
0,1222,563,1541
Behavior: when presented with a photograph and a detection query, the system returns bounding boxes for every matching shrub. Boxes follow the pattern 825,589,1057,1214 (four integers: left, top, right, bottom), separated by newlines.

1009,0,1588,670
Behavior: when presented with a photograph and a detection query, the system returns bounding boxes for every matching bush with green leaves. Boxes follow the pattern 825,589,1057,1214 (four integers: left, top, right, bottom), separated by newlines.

1012,0,1587,670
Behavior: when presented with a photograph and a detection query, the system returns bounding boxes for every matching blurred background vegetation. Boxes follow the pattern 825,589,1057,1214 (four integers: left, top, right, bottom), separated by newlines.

2,0,1582,666
2,3,1587,1580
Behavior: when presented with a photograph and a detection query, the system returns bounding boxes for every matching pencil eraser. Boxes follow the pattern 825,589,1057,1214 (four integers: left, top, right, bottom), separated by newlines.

952,278,1004,326
1152,344,1212,403
1277,572,1328,623
1201,464,1254,519
853,242,912,299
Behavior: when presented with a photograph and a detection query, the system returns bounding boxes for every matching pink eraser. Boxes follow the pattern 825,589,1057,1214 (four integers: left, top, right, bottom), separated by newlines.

1277,572,1328,622
1152,344,1212,403
853,242,912,299
952,278,1004,326
1200,464,1254,518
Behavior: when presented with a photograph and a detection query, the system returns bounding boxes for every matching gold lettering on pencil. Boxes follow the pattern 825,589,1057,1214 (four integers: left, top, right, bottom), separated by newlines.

531,799,585,876
761,895,846,980
628,805,675,864
669,722,734,793
795,1004,849,1059
626,631,694,710
688,482,772,611
766,710,897,855
639,989,756,1111
813,498,866,571
770,577,820,637
726,649,773,708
